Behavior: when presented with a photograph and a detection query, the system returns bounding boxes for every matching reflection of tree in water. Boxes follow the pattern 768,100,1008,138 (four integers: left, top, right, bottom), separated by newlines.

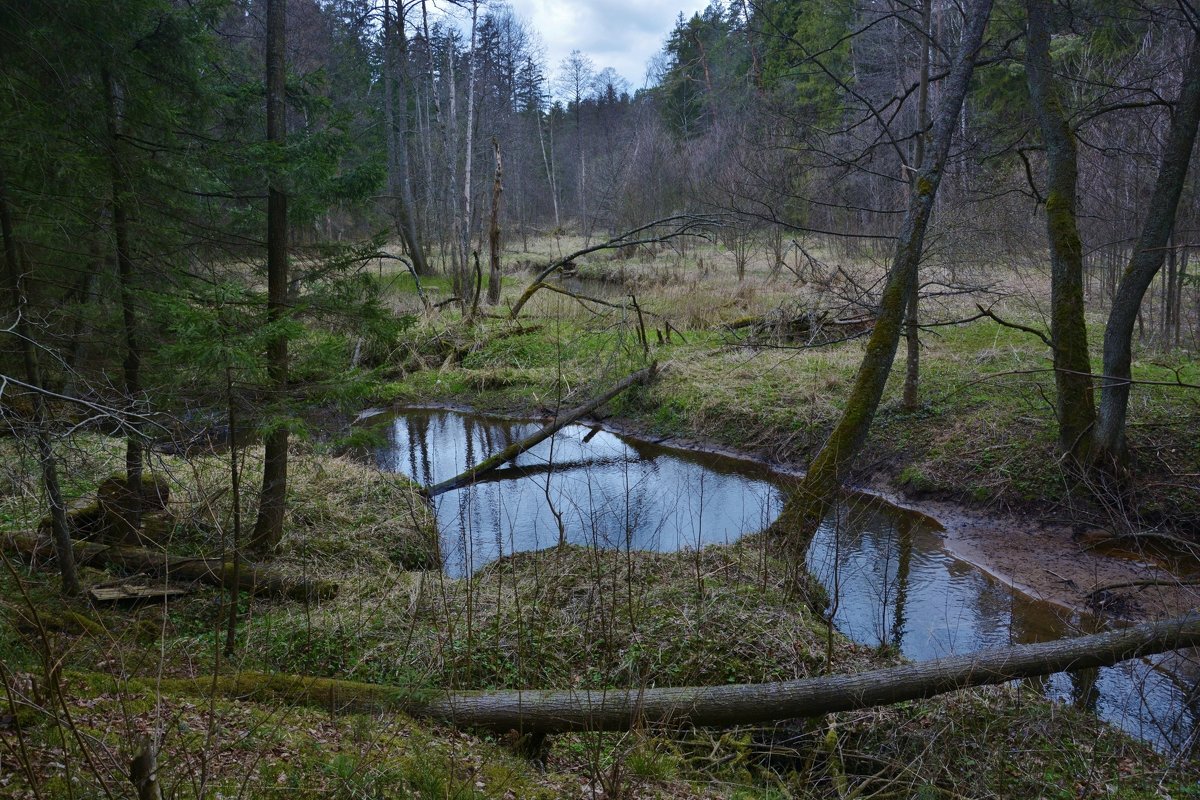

891,516,914,649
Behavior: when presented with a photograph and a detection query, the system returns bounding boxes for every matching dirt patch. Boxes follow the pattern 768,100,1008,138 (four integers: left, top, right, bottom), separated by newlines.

924,502,1200,621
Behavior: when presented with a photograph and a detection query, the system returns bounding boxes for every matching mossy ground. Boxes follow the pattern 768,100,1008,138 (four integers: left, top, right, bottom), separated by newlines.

2,235,1198,797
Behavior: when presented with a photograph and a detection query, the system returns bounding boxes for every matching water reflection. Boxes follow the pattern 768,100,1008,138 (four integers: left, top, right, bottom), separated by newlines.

377,409,781,575
373,408,1197,753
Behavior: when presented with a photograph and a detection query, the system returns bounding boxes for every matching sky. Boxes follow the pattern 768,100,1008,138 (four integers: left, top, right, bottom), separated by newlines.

488,0,711,94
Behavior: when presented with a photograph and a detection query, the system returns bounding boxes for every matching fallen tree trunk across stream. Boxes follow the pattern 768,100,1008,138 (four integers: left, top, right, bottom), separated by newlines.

422,362,658,498
1,531,337,601
145,612,1200,733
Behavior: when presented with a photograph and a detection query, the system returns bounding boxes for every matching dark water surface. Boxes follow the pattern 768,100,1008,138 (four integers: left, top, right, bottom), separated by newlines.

374,407,1198,752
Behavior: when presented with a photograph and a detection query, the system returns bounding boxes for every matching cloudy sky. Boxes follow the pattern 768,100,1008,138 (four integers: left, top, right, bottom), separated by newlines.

483,0,711,94
508,0,710,89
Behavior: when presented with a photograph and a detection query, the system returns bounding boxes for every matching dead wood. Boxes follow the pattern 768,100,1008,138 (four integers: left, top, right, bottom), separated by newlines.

141,612,1200,734
422,363,659,497
508,215,716,320
2,531,336,601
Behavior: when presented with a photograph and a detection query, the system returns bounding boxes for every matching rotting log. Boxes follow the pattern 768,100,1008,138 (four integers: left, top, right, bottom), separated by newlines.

422,363,659,498
133,612,1200,733
2,531,336,602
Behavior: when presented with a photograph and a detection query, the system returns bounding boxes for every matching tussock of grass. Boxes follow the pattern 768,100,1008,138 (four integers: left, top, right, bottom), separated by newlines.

0,434,438,576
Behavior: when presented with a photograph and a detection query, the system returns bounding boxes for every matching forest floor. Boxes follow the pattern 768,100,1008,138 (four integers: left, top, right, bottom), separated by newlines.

2,235,1199,798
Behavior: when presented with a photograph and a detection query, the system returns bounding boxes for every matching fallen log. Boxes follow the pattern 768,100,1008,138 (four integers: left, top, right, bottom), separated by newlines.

2,531,336,601
136,612,1200,733
422,363,659,498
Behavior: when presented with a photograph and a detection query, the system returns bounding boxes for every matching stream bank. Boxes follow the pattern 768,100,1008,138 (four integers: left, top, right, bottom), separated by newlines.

366,404,1200,752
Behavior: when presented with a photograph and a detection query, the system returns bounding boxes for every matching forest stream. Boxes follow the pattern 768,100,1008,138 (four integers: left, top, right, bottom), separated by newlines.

371,407,1199,753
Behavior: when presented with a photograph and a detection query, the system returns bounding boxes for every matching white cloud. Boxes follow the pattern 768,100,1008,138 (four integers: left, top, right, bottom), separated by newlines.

501,0,711,93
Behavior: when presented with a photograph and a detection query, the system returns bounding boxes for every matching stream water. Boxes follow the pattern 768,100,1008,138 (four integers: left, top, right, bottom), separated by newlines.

373,407,1199,753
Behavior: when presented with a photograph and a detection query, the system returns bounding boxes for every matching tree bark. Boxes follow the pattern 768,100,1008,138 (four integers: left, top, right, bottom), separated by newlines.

129,739,163,800
423,364,657,497
103,70,145,531
486,138,503,305
0,171,81,596
783,0,993,553
1094,31,1200,468
382,0,431,277
147,612,1200,734
2,531,336,602
457,0,480,301
252,0,290,554
1024,0,1097,464
901,0,932,412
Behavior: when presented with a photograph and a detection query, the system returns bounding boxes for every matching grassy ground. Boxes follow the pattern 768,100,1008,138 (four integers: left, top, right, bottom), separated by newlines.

373,233,1200,532
2,234,1198,797
2,477,1193,797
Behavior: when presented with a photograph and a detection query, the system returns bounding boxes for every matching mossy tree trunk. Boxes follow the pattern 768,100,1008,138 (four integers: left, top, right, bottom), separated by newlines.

486,138,503,305
252,0,290,554
149,612,1200,734
1094,31,1200,470
783,0,994,554
0,171,81,596
1024,0,1096,465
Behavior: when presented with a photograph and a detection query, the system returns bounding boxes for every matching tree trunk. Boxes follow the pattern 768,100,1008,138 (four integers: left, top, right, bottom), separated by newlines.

382,0,430,277
458,0,479,302
1024,0,1096,464
901,0,932,412
0,171,81,596
783,0,993,553
486,138,504,305
129,739,163,800
147,612,1200,734
538,106,560,228
1094,32,1200,469
103,71,145,531
251,0,289,554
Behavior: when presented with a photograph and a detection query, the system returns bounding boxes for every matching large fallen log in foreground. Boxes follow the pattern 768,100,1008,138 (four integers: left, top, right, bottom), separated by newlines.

2,531,336,601
146,612,1200,733
422,363,658,498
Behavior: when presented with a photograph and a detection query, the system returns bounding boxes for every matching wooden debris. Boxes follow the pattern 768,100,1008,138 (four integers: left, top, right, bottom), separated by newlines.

87,581,190,603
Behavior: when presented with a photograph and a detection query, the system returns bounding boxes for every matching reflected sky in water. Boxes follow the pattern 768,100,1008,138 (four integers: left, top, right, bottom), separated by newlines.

374,408,1198,752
